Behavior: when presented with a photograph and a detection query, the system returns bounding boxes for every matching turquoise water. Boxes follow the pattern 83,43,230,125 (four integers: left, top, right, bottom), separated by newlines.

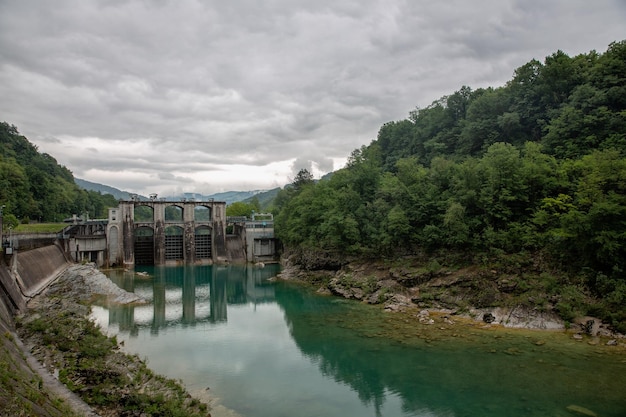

94,265,626,417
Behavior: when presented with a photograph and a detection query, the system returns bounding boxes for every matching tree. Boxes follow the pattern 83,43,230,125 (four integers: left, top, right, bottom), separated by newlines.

292,169,314,191
477,143,526,229
226,201,258,218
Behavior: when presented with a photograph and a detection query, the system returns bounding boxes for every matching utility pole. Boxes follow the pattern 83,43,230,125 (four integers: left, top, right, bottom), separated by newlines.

0,205,4,247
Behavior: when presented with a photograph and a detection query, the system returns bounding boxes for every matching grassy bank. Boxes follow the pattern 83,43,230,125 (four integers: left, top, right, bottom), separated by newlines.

15,268,211,417
0,329,81,417
12,223,66,233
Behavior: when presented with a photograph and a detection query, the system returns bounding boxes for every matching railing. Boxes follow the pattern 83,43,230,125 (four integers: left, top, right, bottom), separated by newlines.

227,216,248,223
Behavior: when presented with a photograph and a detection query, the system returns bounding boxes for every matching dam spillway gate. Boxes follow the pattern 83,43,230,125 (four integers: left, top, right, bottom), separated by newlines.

107,200,228,266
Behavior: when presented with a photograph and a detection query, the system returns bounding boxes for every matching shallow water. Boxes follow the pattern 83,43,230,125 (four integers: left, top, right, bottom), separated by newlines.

93,265,626,417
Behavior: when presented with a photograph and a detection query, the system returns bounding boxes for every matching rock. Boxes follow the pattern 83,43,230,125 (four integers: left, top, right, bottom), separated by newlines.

497,276,518,292
316,287,332,296
352,288,364,300
367,290,389,304
565,404,597,417
483,313,496,323
384,304,401,312
573,316,603,336
573,334,583,340
487,306,564,330
606,339,618,346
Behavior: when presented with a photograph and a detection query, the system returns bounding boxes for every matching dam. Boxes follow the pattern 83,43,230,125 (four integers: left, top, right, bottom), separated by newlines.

107,199,229,266
59,198,279,267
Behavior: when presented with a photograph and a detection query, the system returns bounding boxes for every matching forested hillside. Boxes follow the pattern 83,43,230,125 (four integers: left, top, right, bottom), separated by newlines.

0,122,118,225
275,41,626,329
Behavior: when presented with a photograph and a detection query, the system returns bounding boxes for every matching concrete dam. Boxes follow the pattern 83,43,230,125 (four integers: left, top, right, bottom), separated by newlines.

62,199,278,267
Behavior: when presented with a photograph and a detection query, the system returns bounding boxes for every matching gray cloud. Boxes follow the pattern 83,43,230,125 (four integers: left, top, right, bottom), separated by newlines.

0,0,624,195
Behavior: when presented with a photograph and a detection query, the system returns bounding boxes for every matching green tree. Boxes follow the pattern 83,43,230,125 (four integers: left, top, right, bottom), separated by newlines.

292,168,314,191
226,201,259,218
477,142,526,230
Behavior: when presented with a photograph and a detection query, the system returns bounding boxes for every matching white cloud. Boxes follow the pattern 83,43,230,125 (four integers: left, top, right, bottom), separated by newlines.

0,0,624,196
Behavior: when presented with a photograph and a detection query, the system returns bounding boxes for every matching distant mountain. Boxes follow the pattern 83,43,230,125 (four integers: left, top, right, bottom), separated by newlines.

179,190,272,205
242,187,281,210
75,178,280,206
75,178,144,200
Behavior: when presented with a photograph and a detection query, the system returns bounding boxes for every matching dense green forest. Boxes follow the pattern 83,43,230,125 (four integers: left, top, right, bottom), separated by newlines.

0,122,118,226
274,41,626,328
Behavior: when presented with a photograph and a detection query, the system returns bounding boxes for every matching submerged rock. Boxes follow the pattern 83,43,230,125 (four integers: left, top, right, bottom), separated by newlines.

566,404,597,417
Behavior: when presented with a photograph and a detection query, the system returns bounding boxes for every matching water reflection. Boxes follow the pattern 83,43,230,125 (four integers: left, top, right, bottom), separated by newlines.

274,282,626,417
106,264,279,335
100,266,626,417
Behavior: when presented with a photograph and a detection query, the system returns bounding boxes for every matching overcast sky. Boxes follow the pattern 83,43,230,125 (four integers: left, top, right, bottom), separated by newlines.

1,1,624,197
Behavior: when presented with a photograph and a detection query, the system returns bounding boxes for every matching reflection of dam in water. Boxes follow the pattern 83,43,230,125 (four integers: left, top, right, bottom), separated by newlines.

105,264,279,335
95,266,626,417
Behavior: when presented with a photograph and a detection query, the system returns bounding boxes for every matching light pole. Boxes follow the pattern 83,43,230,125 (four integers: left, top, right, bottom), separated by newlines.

0,205,5,246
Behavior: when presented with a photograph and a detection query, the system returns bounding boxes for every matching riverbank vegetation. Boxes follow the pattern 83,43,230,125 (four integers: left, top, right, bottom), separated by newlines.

274,41,626,333
0,325,80,416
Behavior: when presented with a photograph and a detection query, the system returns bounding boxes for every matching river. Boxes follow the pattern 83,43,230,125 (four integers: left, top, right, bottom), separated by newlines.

91,264,626,417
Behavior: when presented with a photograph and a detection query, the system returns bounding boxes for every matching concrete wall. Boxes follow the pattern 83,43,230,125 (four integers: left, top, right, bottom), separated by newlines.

68,236,107,266
7,233,58,251
0,262,26,315
0,244,69,315
15,244,70,297
226,235,246,263
244,220,278,263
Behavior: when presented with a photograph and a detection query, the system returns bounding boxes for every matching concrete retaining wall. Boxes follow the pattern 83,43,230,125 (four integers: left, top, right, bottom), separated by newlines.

15,245,70,297
0,265,26,316
0,243,70,317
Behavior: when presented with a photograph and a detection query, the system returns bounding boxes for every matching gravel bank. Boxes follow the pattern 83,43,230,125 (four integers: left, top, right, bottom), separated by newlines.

16,264,211,417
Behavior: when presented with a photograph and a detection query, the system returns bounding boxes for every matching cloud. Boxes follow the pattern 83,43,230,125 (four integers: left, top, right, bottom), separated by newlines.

0,0,624,196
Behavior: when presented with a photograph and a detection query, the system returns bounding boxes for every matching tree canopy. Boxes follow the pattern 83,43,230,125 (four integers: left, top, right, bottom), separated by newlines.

274,41,626,324
0,122,118,224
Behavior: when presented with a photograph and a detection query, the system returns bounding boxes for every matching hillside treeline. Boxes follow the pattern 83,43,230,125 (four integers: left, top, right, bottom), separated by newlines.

275,41,626,319
0,122,118,225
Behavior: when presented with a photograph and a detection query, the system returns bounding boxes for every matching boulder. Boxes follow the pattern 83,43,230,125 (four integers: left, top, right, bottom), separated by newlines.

483,312,496,323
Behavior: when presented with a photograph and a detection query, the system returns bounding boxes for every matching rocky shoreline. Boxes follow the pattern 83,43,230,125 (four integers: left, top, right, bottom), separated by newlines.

16,264,212,417
277,254,626,343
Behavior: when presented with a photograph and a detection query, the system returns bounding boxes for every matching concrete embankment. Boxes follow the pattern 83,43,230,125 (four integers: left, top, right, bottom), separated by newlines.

15,244,70,297
1,244,70,315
